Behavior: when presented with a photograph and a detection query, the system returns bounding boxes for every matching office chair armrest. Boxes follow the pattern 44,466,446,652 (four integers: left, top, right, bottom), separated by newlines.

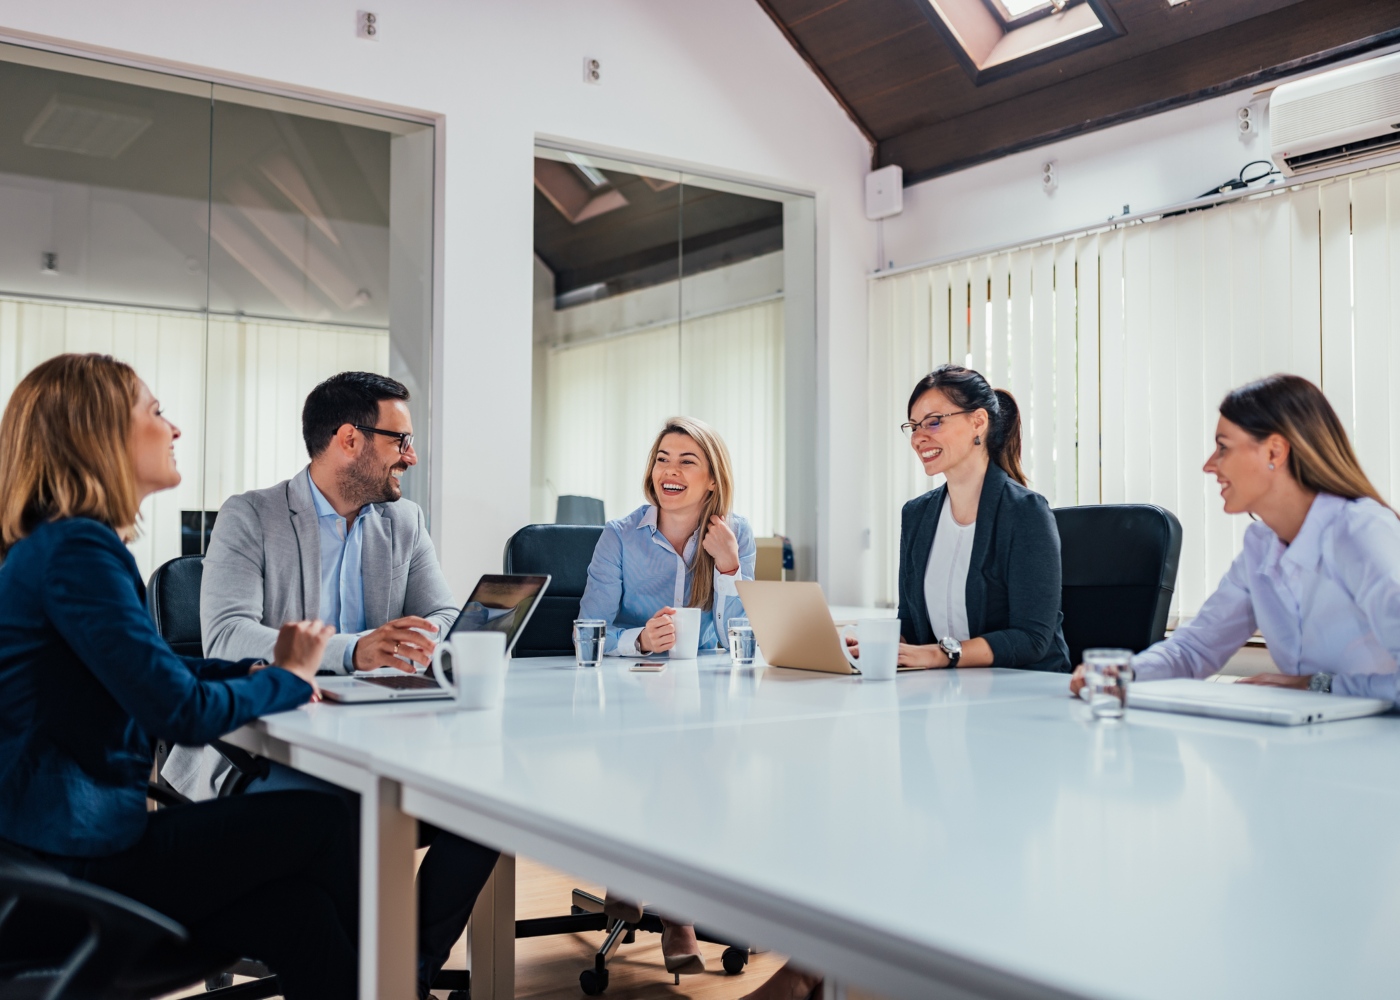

210,740,270,797
146,781,189,809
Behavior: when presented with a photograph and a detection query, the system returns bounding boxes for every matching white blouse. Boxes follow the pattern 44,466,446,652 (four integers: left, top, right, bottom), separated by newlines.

923,498,975,643
1132,493,1400,704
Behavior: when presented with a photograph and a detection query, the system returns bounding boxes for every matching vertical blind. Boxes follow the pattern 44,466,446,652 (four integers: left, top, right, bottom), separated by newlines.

869,162,1400,616
0,295,388,579
543,299,785,536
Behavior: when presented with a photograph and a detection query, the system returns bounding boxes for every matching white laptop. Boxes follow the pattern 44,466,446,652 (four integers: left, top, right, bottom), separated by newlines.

1129,678,1392,726
319,573,550,703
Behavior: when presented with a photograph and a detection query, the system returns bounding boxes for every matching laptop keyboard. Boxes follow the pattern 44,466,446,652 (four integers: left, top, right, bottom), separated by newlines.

361,674,442,691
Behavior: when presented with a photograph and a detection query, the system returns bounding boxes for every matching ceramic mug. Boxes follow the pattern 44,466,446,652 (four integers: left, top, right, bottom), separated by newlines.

843,618,900,681
430,631,507,709
669,607,702,659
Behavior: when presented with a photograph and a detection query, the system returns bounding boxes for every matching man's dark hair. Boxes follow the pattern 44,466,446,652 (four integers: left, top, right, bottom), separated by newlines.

302,371,410,458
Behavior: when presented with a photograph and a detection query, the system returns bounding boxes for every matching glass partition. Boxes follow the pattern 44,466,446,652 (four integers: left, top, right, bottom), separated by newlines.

0,43,435,578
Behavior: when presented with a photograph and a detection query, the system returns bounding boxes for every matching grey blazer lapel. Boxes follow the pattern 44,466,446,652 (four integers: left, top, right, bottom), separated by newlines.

964,463,1007,635
361,507,393,628
287,471,321,619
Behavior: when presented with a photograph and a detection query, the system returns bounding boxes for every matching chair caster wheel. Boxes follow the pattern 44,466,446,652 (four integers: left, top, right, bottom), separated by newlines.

722,946,749,974
580,967,609,995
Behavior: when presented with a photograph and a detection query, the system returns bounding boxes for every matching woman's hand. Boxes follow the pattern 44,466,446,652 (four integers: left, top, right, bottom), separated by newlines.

639,607,678,654
844,632,859,659
1069,664,1087,697
273,620,335,690
1238,672,1310,689
897,643,950,669
702,515,741,575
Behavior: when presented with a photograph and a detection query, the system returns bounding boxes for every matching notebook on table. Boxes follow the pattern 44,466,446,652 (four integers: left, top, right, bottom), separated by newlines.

1128,677,1391,726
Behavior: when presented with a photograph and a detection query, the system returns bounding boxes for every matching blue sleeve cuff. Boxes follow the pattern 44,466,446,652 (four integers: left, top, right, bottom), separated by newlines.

343,636,359,672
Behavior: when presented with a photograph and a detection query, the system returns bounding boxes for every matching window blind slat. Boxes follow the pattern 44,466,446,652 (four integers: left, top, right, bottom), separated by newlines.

1352,173,1391,492
1075,235,1100,505
1099,231,1126,505
1288,187,1323,385
990,254,1010,388
1173,215,1208,614
1030,246,1055,497
1122,227,1152,502
1009,251,1033,407
1319,180,1355,432
1053,239,1078,506
970,257,989,374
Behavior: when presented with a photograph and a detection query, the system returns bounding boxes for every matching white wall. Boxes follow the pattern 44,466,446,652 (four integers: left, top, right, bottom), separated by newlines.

879,69,1318,269
0,0,875,601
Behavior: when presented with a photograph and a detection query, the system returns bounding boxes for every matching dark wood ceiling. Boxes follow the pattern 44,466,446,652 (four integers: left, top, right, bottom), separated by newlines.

758,0,1400,183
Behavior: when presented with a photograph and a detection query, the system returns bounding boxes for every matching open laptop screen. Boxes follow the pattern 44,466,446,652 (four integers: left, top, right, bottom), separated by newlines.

448,574,550,655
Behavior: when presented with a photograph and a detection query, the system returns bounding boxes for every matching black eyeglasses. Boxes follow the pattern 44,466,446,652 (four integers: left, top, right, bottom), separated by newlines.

353,424,414,454
900,410,972,436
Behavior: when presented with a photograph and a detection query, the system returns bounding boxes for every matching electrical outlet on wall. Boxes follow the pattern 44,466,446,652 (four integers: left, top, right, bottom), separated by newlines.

357,10,378,39
583,57,601,84
1041,160,1057,194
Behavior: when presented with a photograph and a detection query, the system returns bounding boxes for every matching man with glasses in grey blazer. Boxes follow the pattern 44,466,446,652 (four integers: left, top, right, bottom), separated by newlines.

163,371,497,1000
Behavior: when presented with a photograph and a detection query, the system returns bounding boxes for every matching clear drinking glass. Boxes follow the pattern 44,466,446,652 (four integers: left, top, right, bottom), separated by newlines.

1083,648,1135,720
573,619,606,668
728,617,756,666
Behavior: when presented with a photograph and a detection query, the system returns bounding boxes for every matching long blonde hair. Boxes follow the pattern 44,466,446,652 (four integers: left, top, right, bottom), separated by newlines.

641,416,735,611
1219,374,1392,511
0,354,142,554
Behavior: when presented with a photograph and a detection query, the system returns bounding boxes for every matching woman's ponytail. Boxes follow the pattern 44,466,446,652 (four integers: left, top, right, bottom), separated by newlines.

989,388,1026,486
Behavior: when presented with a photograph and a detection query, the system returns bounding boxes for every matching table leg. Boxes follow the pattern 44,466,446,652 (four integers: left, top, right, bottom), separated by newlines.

469,854,516,1000
360,774,417,1000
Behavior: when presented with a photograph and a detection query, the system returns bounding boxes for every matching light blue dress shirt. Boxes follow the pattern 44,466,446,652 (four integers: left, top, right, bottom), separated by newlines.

307,469,366,671
580,504,756,655
1133,493,1400,703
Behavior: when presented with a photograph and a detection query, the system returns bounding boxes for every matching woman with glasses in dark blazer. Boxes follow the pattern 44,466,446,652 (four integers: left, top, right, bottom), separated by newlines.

891,364,1069,672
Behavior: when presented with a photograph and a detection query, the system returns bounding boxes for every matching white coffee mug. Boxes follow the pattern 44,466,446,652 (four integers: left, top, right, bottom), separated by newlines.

430,631,507,709
669,607,702,659
843,618,900,681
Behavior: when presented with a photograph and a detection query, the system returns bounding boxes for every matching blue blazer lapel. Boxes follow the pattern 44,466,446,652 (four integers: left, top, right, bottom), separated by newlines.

964,463,1008,636
360,509,393,628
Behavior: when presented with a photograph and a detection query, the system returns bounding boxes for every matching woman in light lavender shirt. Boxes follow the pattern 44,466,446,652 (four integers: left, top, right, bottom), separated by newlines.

579,415,755,977
1071,374,1400,701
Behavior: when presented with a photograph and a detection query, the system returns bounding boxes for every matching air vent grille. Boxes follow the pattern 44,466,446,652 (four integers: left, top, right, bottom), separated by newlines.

1282,130,1400,173
23,93,153,159
1273,75,1400,148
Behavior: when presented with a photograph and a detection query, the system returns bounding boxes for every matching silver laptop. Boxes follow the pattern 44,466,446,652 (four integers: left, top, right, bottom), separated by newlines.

319,573,550,703
1129,678,1392,726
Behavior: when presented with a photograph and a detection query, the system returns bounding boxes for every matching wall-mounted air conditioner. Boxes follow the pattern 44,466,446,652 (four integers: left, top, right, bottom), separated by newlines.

1270,51,1400,177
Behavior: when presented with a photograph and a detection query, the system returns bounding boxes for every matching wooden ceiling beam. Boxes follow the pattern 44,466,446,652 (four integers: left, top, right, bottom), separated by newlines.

878,0,1400,183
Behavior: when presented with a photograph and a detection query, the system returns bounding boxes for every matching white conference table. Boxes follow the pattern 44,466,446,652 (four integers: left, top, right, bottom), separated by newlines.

229,654,1400,1000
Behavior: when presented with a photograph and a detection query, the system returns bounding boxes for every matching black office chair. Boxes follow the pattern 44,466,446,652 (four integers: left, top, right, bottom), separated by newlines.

1053,504,1184,666
555,495,606,526
501,524,750,994
0,816,281,999
503,523,604,657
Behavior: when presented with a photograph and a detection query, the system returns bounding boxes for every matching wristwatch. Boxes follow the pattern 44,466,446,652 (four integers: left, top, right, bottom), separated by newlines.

1309,672,1333,694
939,636,962,667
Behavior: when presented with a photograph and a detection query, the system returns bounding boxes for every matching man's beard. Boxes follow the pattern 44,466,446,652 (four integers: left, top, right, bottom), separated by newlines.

339,451,403,508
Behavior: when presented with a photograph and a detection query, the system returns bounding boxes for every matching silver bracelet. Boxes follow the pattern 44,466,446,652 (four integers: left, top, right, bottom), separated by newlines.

1309,672,1333,694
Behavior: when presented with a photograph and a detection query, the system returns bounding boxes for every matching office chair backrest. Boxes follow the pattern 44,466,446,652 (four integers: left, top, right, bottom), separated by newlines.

1053,504,1183,667
147,555,205,657
555,495,605,526
503,524,604,657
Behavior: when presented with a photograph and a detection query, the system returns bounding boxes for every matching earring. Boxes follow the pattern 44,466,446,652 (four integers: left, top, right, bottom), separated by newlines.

1268,463,1275,470
973,435,981,446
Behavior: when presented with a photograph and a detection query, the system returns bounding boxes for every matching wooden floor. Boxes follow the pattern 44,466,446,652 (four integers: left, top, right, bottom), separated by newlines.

165,853,788,999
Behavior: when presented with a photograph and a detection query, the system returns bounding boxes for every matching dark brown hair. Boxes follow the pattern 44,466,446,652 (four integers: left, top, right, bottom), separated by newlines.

0,353,142,553
907,364,1025,486
1219,374,1389,509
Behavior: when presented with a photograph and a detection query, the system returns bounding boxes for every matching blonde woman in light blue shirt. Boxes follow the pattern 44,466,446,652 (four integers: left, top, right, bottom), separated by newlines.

1071,374,1400,701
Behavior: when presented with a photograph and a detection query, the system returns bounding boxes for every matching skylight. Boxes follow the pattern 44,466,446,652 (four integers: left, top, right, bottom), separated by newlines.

920,0,1123,84
1001,0,1052,15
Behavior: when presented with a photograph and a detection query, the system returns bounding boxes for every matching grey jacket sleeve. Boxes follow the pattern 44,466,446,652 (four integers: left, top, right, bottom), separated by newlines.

401,503,459,640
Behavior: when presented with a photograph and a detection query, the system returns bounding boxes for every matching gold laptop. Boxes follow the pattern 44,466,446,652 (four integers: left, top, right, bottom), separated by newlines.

735,581,858,674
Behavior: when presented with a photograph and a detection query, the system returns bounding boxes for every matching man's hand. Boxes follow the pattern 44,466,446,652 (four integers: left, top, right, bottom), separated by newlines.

353,616,439,673
701,515,741,575
639,607,677,654
272,620,336,690
1238,672,1310,689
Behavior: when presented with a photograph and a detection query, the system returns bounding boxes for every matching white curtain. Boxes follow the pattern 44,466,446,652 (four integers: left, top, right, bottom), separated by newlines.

868,162,1400,615
543,299,784,536
0,295,388,579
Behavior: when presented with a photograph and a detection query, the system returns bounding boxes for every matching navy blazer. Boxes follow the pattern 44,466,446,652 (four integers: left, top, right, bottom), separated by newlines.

0,518,311,857
898,463,1071,672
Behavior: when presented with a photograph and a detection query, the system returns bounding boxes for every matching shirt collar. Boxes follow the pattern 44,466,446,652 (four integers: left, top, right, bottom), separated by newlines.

637,504,699,560
638,505,659,530
1279,493,1344,574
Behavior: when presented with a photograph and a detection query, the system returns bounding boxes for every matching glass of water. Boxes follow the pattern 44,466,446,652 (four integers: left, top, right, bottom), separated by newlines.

573,619,606,668
728,617,756,666
1083,648,1134,720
